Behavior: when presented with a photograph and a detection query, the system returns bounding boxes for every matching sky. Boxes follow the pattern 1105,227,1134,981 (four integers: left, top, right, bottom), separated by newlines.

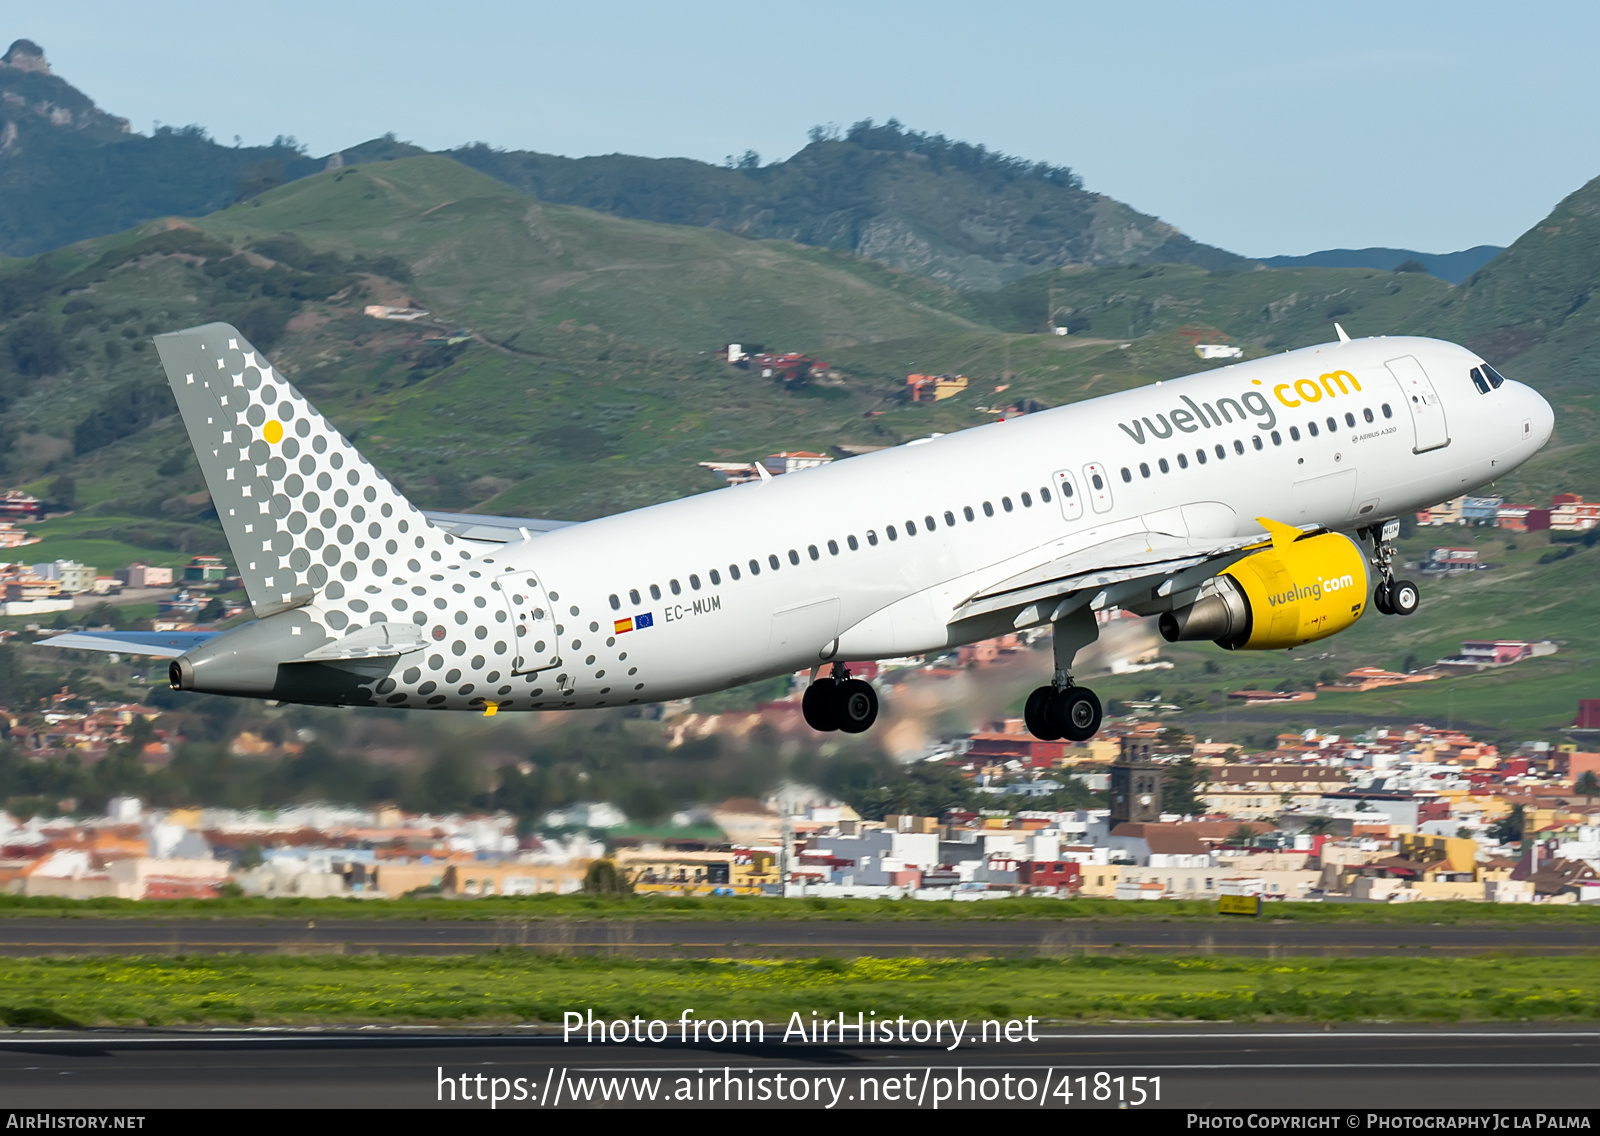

8,1,1600,257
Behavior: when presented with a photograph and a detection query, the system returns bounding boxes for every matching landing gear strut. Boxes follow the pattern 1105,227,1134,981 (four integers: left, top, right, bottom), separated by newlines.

802,664,879,734
1366,518,1420,617
1024,603,1104,742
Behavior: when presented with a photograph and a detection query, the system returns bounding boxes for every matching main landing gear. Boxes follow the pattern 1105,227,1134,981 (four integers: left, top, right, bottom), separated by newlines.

1024,681,1103,742
802,664,879,734
1367,519,1420,617
1024,602,1104,742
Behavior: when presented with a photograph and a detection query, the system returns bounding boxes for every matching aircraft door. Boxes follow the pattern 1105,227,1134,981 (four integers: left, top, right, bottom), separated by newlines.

1386,356,1450,453
1053,470,1085,521
1082,462,1114,513
497,571,561,674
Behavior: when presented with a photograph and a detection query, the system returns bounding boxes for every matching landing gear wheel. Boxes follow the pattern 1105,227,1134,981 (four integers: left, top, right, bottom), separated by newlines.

1047,687,1103,742
1024,686,1062,741
834,679,879,734
802,679,840,732
1373,581,1395,615
1389,579,1420,616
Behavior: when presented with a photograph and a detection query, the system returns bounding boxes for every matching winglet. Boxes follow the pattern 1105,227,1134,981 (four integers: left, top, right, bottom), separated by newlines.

1255,516,1305,550
1335,322,1352,344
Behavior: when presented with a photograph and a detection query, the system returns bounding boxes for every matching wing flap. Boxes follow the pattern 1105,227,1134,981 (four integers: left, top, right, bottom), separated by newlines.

299,621,428,660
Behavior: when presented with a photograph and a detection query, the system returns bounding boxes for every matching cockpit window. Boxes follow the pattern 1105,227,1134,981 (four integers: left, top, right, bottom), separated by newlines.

1470,367,1490,394
1482,363,1507,389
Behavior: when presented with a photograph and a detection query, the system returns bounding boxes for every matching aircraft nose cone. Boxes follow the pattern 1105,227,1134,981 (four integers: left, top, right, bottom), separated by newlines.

1530,385,1555,447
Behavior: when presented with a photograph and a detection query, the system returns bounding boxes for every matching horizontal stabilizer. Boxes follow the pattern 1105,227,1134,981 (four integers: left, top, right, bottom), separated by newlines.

298,621,428,660
37,630,220,658
420,511,574,544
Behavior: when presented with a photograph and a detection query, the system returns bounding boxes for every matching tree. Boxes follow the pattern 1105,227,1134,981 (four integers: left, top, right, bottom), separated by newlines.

1575,770,1600,802
1394,258,1427,274
1228,824,1257,847
1163,756,1200,817
583,859,633,896
1489,804,1525,845
1303,816,1335,836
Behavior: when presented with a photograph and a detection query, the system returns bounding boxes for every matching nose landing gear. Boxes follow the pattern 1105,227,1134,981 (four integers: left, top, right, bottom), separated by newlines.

802,664,880,734
1367,519,1420,617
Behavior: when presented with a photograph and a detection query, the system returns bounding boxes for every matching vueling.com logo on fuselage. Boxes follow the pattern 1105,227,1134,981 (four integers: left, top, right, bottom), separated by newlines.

1264,572,1356,607
1116,370,1362,444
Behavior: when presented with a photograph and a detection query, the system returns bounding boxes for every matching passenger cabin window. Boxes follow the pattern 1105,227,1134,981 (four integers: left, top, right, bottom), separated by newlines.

729,563,741,580
1002,497,1013,512
629,588,641,605
983,502,995,516
769,554,781,569
1196,448,1207,464
1215,444,1226,459
1020,493,1032,507
1177,453,1189,469
649,584,661,600
1382,403,1393,418
690,574,701,589
826,539,839,555
1344,412,1356,427
886,525,898,541
1120,467,1132,482
867,530,878,546
788,549,800,565
944,511,956,526
1234,440,1245,455
848,535,860,550
808,545,819,561
1140,462,1151,478
1159,458,1170,473
1040,486,1052,503
748,559,760,575
710,569,721,585
670,579,681,595
1090,473,1104,490
1271,431,1282,445
963,506,975,521
1363,408,1374,423
1289,426,1301,441
905,520,917,535
609,594,620,610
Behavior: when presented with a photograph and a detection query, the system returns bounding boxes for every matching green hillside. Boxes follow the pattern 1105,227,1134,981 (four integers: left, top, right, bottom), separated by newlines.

451,118,1253,290
0,40,320,257
197,155,979,351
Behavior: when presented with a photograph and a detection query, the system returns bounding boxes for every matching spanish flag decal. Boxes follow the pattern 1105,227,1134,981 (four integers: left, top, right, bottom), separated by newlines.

614,617,634,634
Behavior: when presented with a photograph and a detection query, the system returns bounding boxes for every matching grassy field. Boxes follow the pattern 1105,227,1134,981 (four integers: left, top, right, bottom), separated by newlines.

1,893,1596,924
0,953,1592,1026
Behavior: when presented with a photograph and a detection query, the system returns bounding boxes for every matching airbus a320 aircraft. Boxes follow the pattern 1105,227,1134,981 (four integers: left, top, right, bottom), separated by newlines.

43,322,1551,743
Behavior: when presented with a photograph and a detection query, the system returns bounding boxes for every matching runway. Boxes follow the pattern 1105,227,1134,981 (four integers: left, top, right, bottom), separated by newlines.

0,917,1592,957
0,1026,1591,1109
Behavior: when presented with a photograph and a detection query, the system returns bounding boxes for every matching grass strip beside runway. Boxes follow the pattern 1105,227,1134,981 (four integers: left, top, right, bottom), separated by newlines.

1,894,1598,924
0,953,1594,1027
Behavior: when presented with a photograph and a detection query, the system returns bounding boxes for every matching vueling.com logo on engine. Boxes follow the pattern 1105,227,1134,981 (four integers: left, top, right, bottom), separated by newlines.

1266,573,1355,607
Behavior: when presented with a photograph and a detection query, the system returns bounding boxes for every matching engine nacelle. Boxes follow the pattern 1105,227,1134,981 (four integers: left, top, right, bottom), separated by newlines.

1159,528,1369,650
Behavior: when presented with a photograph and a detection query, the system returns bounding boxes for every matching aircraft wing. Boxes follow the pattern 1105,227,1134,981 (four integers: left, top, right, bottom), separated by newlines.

421,511,575,544
953,528,1269,623
36,630,221,658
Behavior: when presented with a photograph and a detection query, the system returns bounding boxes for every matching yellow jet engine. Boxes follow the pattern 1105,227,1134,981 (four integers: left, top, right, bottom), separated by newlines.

1158,517,1369,650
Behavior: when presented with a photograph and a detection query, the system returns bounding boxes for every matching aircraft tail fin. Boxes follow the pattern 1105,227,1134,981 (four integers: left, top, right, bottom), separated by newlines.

153,322,454,617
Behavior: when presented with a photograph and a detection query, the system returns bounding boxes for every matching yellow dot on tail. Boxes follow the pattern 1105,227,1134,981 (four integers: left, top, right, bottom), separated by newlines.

263,420,284,444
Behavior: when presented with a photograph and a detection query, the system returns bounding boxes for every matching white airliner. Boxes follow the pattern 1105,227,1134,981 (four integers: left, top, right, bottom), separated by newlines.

43,322,1552,742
